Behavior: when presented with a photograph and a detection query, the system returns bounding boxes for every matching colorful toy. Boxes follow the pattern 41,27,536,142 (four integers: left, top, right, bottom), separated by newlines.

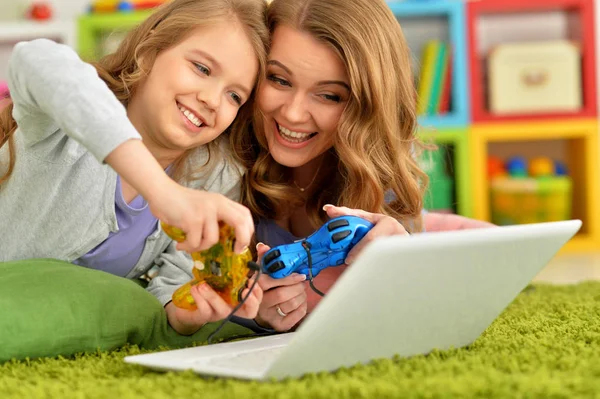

505,156,528,178
26,2,53,20
89,0,167,14
161,222,252,310
262,216,374,280
487,156,506,179
528,157,555,178
489,157,572,226
554,160,568,176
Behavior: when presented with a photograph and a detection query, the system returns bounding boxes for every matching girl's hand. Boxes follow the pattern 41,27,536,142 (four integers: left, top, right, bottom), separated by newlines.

166,275,263,336
149,181,254,254
254,243,308,332
104,139,253,254
323,204,409,265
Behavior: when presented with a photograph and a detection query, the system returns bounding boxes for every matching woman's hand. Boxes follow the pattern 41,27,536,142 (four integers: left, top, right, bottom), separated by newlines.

165,275,263,336
323,204,409,265
423,212,496,232
254,243,308,331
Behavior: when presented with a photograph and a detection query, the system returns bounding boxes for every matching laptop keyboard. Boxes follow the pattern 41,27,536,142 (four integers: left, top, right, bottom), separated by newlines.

197,346,287,371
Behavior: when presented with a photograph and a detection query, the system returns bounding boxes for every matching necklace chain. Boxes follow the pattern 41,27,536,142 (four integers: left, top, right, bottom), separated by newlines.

293,162,323,192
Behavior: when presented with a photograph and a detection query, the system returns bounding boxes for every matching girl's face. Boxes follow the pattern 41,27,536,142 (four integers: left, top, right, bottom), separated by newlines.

257,25,349,168
129,20,258,159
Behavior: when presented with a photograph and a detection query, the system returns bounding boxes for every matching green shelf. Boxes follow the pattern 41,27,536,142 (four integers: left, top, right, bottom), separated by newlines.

78,11,153,60
418,128,472,217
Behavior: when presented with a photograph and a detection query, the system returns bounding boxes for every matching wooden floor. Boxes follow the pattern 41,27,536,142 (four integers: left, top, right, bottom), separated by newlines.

534,251,600,284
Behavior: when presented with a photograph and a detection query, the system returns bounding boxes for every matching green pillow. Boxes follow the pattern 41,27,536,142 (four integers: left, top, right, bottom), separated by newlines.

0,258,251,363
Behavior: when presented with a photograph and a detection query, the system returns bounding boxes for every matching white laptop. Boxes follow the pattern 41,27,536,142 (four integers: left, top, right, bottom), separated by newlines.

125,219,582,380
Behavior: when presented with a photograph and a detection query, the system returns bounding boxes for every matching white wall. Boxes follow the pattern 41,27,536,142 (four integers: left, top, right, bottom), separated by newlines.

0,0,88,21
0,0,88,80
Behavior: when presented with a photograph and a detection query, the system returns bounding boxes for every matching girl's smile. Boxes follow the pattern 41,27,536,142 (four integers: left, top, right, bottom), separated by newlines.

177,101,208,134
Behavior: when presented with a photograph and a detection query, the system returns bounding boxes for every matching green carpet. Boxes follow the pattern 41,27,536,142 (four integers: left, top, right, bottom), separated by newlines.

1,283,599,399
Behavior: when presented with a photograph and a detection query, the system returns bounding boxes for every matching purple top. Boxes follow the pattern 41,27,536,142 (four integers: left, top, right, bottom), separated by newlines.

73,175,159,276
255,218,298,247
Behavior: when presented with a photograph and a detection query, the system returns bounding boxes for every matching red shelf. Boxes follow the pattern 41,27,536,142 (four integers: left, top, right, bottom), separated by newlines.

467,0,597,123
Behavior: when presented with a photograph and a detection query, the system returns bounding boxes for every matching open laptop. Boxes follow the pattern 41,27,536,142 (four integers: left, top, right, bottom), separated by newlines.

125,219,582,380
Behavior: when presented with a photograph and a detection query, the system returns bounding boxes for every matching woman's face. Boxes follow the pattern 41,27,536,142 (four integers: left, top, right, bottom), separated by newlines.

257,25,349,168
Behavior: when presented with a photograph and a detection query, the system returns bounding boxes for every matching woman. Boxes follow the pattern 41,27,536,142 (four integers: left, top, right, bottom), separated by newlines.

235,0,493,332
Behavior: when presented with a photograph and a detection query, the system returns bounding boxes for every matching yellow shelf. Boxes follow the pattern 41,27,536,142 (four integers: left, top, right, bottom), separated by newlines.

561,234,599,253
472,119,598,141
470,119,600,251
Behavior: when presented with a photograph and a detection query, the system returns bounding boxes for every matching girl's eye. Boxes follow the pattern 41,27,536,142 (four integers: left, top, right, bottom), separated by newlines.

321,94,342,103
194,63,210,76
229,92,242,106
267,74,291,87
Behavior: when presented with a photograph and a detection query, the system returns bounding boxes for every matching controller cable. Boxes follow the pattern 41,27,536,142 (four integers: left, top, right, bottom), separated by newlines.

207,261,290,344
301,240,325,297
209,242,326,344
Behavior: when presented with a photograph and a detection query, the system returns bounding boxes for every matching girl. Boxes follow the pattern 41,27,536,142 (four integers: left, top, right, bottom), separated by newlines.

0,0,269,335
237,0,494,331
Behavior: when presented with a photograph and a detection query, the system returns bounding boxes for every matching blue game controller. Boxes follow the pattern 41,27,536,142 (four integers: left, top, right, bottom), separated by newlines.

261,215,374,279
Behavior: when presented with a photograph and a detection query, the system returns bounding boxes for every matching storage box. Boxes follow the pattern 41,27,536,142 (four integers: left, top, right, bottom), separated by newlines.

490,176,572,225
488,40,582,114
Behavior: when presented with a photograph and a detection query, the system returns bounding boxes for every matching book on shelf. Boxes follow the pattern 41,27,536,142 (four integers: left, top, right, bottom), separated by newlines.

416,39,452,116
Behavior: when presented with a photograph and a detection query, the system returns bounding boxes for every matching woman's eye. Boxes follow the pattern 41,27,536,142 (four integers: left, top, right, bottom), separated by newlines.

229,92,242,106
322,94,341,103
267,74,291,87
194,63,210,76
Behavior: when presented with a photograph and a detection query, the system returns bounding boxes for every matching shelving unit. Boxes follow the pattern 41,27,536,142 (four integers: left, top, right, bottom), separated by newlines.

389,0,470,128
419,127,472,217
388,1,472,218
470,120,599,252
389,0,599,252
0,21,76,46
467,0,597,123
465,0,598,252
77,10,153,61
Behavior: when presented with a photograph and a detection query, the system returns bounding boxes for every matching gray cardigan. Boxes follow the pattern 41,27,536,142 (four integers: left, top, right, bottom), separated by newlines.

0,39,243,306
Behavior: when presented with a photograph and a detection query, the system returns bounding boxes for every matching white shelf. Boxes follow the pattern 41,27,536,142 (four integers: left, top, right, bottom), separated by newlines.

0,20,75,47
0,20,76,81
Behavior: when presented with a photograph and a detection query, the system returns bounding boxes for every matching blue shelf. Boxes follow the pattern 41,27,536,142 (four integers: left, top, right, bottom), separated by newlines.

387,0,470,128
418,113,466,129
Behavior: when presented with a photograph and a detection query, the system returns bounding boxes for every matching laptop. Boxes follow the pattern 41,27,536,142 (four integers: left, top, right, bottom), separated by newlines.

125,219,582,380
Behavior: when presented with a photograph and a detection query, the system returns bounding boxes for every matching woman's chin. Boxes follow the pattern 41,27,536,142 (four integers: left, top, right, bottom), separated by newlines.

269,147,312,168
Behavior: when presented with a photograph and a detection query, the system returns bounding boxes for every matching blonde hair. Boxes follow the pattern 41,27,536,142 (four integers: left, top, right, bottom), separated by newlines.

235,0,428,233
1,0,269,185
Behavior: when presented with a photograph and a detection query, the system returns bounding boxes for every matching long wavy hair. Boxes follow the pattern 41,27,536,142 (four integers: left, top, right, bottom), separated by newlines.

1,0,269,186
235,0,428,233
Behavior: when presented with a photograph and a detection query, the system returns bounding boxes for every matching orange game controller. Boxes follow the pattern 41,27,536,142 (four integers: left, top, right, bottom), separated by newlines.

161,222,252,310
